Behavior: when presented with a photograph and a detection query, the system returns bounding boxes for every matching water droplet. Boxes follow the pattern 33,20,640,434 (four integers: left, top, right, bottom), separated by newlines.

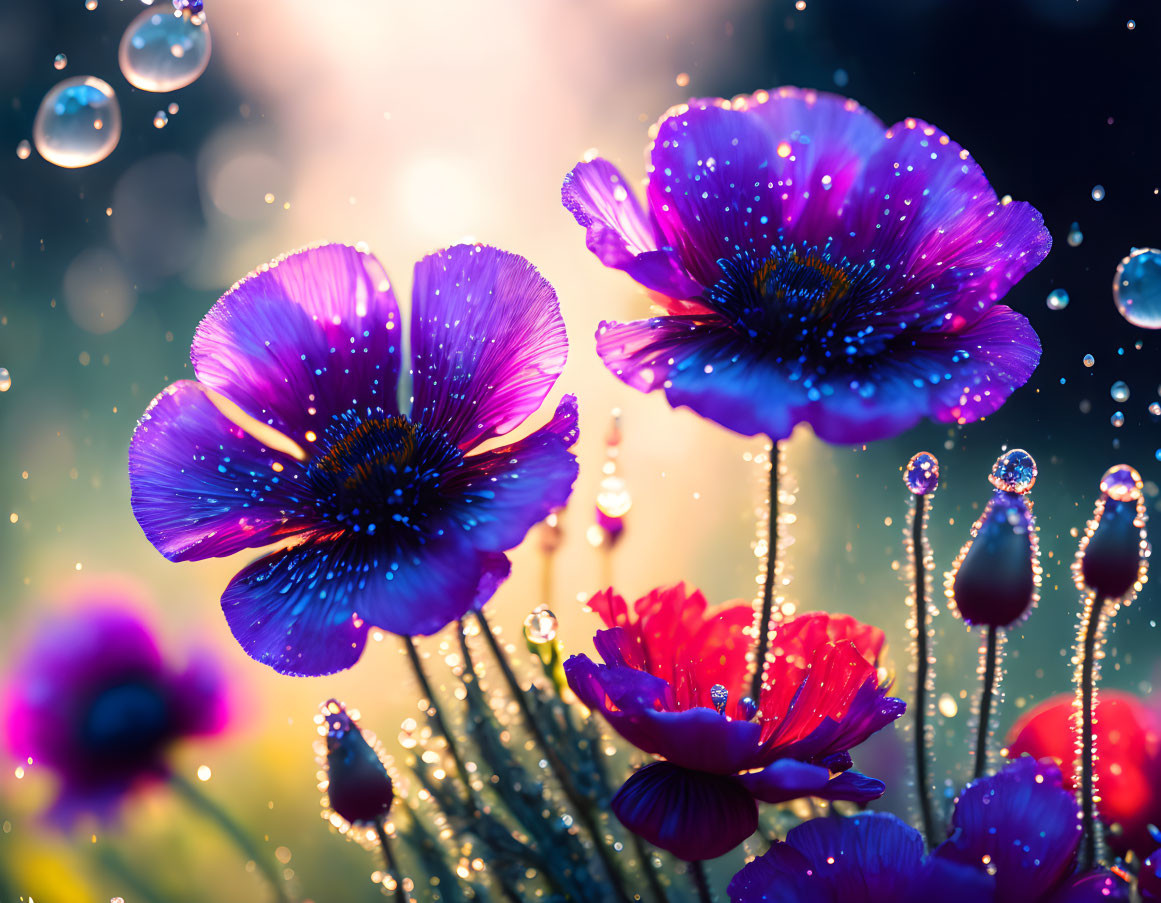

1092,185,1106,202
1127,19,1136,29
167,101,179,115
0,368,10,392
53,53,67,71
1149,402,1160,419
709,684,728,715
1046,288,1070,311
1067,223,1083,247
33,77,121,169
904,451,939,496
833,68,849,87
173,0,204,11
1111,380,1131,402
85,0,97,9
1100,464,1143,502
119,9,211,93
1113,248,1161,330
989,449,1037,494
1084,354,1095,368
522,606,558,645
1112,411,1125,428
15,140,30,160
153,109,168,129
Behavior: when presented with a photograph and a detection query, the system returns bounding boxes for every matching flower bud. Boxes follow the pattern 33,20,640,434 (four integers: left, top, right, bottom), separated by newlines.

1075,465,1149,600
321,699,392,826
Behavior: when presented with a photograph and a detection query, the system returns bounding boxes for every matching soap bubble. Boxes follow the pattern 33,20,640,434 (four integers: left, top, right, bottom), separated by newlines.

33,77,121,169
119,9,211,93
990,449,1036,495
1046,289,1069,311
1111,380,1130,402
1113,248,1161,330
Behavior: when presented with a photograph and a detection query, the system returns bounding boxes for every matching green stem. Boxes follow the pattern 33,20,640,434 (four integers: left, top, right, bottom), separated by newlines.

911,492,937,846
749,446,780,703
375,820,408,903
1079,594,1106,870
972,626,999,780
631,833,671,903
403,635,478,804
474,609,632,903
690,860,713,903
95,845,170,903
171,772,290,903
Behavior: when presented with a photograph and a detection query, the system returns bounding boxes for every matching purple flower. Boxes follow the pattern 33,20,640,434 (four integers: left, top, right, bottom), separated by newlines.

564,585,904,860
729,757,1129,902
563,87,1050,443
3,605,228,825
129,243,578,676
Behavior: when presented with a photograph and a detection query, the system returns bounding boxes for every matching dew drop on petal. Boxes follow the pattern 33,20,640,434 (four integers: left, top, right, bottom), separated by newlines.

1113,248,1161,330
33,77,121,169
1046,289,1069,311
119,8,211,93
989,448,1037,494
0,368,10,392
1083,354,1095,368
1111,380,1130,402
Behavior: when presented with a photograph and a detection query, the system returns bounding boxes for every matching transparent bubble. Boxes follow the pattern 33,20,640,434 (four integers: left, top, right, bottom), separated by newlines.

33,77,121,169
1046,289,1069,311
0,368,10,392
523,606,558,644
153,110,168,129
1083,354,1095,368
904,451,939,496
1067,223,1083,247
1113,248,1161,330
15,140,30,160
1100,464,1143,502
1111,380,1130,402
1092,185,1106,201
119,9,211,93
989,449,1037,494
53,53,67,71
1112,411,1125,428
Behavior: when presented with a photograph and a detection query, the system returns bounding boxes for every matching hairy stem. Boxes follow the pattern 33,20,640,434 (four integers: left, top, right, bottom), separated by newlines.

973,626,999,780
1079,594,1106,870
749,445,780,703
911,493,937,845
375,820,408,902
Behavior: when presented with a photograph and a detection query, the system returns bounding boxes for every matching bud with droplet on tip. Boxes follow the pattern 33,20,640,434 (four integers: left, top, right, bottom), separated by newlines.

1075,464,1150,600
523,605,568,697
322,699,393,826
947,449,1040,627
904,451,939,496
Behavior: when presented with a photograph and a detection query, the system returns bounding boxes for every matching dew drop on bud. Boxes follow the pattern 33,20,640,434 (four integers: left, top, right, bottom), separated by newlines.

904,451,939,496
1099,464,1143,503
523,606,558,645
989,449,1037,494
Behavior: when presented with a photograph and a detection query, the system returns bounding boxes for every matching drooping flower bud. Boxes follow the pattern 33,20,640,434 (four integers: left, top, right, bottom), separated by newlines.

319,699,393,827
947,449,1041,627
1074,464,1150,600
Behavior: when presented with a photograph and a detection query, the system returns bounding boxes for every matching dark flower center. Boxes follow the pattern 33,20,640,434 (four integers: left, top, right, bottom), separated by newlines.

80,680,173,767
706,247,892,364
306,410,463,536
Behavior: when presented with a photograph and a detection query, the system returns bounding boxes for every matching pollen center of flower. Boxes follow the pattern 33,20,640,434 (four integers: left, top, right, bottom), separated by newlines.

707,248,885,361
81,680,172,763
306,410,463,536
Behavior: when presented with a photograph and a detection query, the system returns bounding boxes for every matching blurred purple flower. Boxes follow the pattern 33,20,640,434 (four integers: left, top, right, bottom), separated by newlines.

129,243,577,676
563,87,1050,443
729,757,1129,902
3,606,228,825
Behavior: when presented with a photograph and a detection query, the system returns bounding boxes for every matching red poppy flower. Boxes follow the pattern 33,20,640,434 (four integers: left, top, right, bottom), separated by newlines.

1006,691,1161,857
